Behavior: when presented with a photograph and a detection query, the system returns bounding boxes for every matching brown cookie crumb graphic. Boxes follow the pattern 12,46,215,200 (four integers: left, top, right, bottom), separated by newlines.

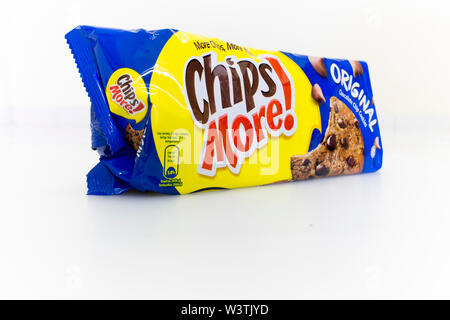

291,96,364,180
311,84,325,104
125,124,145,151
308,56,327,78
349,60,363,77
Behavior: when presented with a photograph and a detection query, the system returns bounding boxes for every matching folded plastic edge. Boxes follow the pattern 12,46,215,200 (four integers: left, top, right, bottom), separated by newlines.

86,162,130,195
65,27,125,155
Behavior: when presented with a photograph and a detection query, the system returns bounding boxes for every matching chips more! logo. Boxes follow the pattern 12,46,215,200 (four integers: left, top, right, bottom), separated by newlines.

184,53,297,176
108,74,146,115
106,68,149,123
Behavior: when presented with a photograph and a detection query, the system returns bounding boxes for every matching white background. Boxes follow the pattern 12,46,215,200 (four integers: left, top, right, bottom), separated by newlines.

0,0,450,299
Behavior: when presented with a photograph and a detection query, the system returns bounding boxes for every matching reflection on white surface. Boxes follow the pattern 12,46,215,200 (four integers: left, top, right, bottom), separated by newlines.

0,115,449,299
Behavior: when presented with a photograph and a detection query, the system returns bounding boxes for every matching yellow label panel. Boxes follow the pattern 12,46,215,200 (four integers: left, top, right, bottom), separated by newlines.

149,32,321,194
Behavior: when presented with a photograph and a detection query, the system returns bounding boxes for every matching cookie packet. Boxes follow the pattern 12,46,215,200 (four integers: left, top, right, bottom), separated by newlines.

65,26,383,195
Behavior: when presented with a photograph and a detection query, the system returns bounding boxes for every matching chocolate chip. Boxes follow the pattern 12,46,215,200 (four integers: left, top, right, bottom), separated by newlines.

347,156,355,167
341,137,349,149
373,136,381,149
333,102,339,113
308,56,327,78
353,119,359,129
350,60,363,77
337,118,346,128
315,163,329,176
226,58,234,65
302,159,311,167
311,84,326,104
326,134,336,151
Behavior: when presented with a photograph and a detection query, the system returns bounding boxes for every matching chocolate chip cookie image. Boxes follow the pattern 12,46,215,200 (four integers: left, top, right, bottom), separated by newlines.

125,124,145,151
291,97,364,180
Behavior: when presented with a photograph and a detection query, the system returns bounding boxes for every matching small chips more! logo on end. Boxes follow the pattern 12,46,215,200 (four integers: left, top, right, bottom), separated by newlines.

106,68,149,123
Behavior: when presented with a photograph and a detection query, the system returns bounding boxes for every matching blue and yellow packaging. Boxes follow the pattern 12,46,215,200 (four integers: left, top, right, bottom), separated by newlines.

65,26,382,195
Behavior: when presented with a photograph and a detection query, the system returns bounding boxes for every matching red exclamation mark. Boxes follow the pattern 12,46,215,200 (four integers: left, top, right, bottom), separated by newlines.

265,57,295,132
